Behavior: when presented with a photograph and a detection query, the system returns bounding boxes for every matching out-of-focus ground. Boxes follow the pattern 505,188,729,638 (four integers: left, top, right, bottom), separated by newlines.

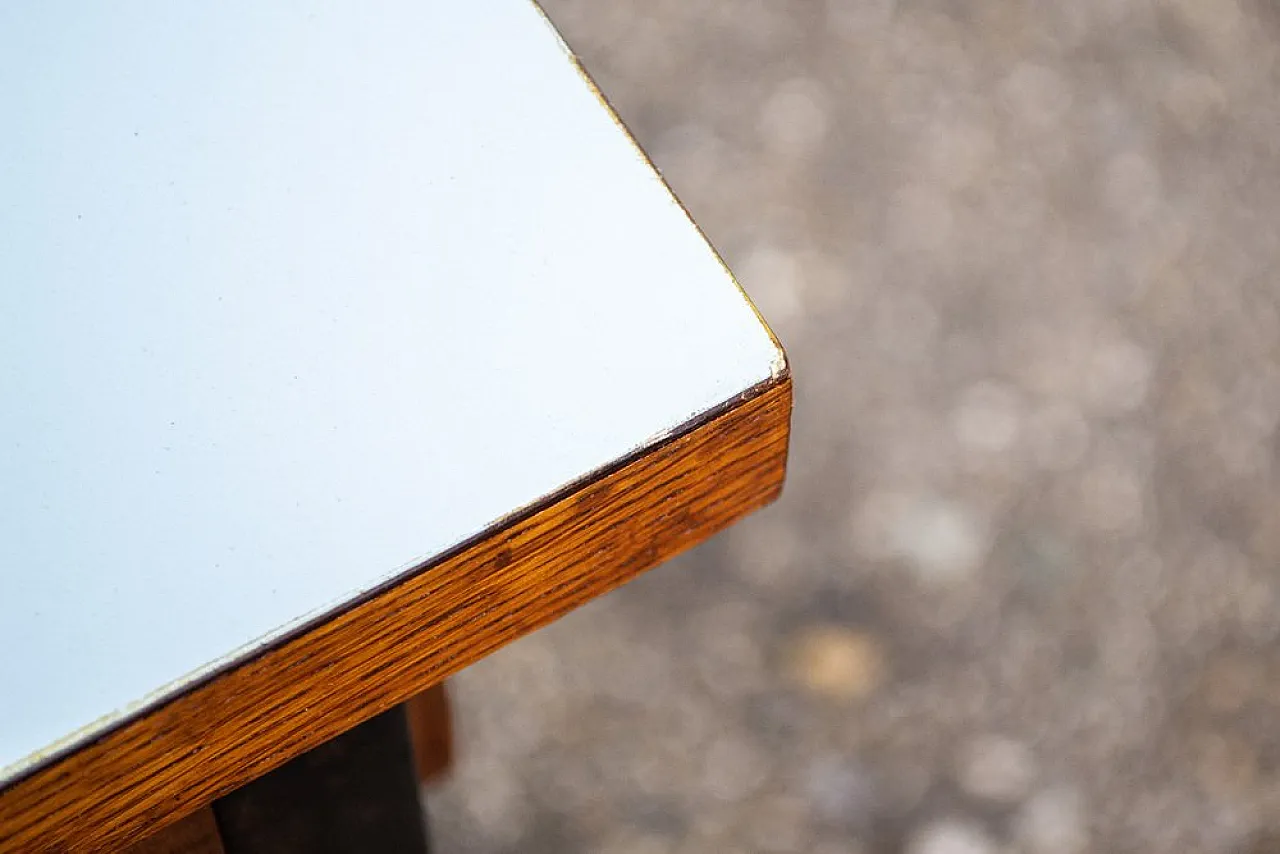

429,2,1280,852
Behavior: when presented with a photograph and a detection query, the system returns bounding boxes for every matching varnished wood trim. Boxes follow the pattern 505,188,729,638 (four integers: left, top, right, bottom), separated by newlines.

123,808,223,854
0,376,791,852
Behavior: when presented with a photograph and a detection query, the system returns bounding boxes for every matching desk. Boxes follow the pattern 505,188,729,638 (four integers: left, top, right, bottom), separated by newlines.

0,2,791,850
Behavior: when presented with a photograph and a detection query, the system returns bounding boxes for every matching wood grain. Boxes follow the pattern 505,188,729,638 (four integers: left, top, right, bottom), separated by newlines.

123,808,223,854
0,374,791,852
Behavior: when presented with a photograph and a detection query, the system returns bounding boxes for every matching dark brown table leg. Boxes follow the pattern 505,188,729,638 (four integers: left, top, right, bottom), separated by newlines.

126,685,454,854
212,706,431,854
406,682,454,784
126,807,225,854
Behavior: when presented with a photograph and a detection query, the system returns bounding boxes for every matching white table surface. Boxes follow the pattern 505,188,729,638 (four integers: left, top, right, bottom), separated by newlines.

0,1,782,784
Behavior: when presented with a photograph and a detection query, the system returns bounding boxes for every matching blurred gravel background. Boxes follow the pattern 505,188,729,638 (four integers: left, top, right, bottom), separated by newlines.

428,2,1280,852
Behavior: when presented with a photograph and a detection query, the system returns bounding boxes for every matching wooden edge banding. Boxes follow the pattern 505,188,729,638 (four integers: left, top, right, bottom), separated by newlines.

0,375,792,852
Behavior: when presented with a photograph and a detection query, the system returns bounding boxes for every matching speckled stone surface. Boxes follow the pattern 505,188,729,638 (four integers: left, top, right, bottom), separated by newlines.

427,2,1280,852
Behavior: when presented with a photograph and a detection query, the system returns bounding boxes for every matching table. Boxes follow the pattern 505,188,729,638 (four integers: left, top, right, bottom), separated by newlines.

0,2,791,850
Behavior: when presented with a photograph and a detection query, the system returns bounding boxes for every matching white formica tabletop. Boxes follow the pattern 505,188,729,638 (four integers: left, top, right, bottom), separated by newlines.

0,1,782,785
